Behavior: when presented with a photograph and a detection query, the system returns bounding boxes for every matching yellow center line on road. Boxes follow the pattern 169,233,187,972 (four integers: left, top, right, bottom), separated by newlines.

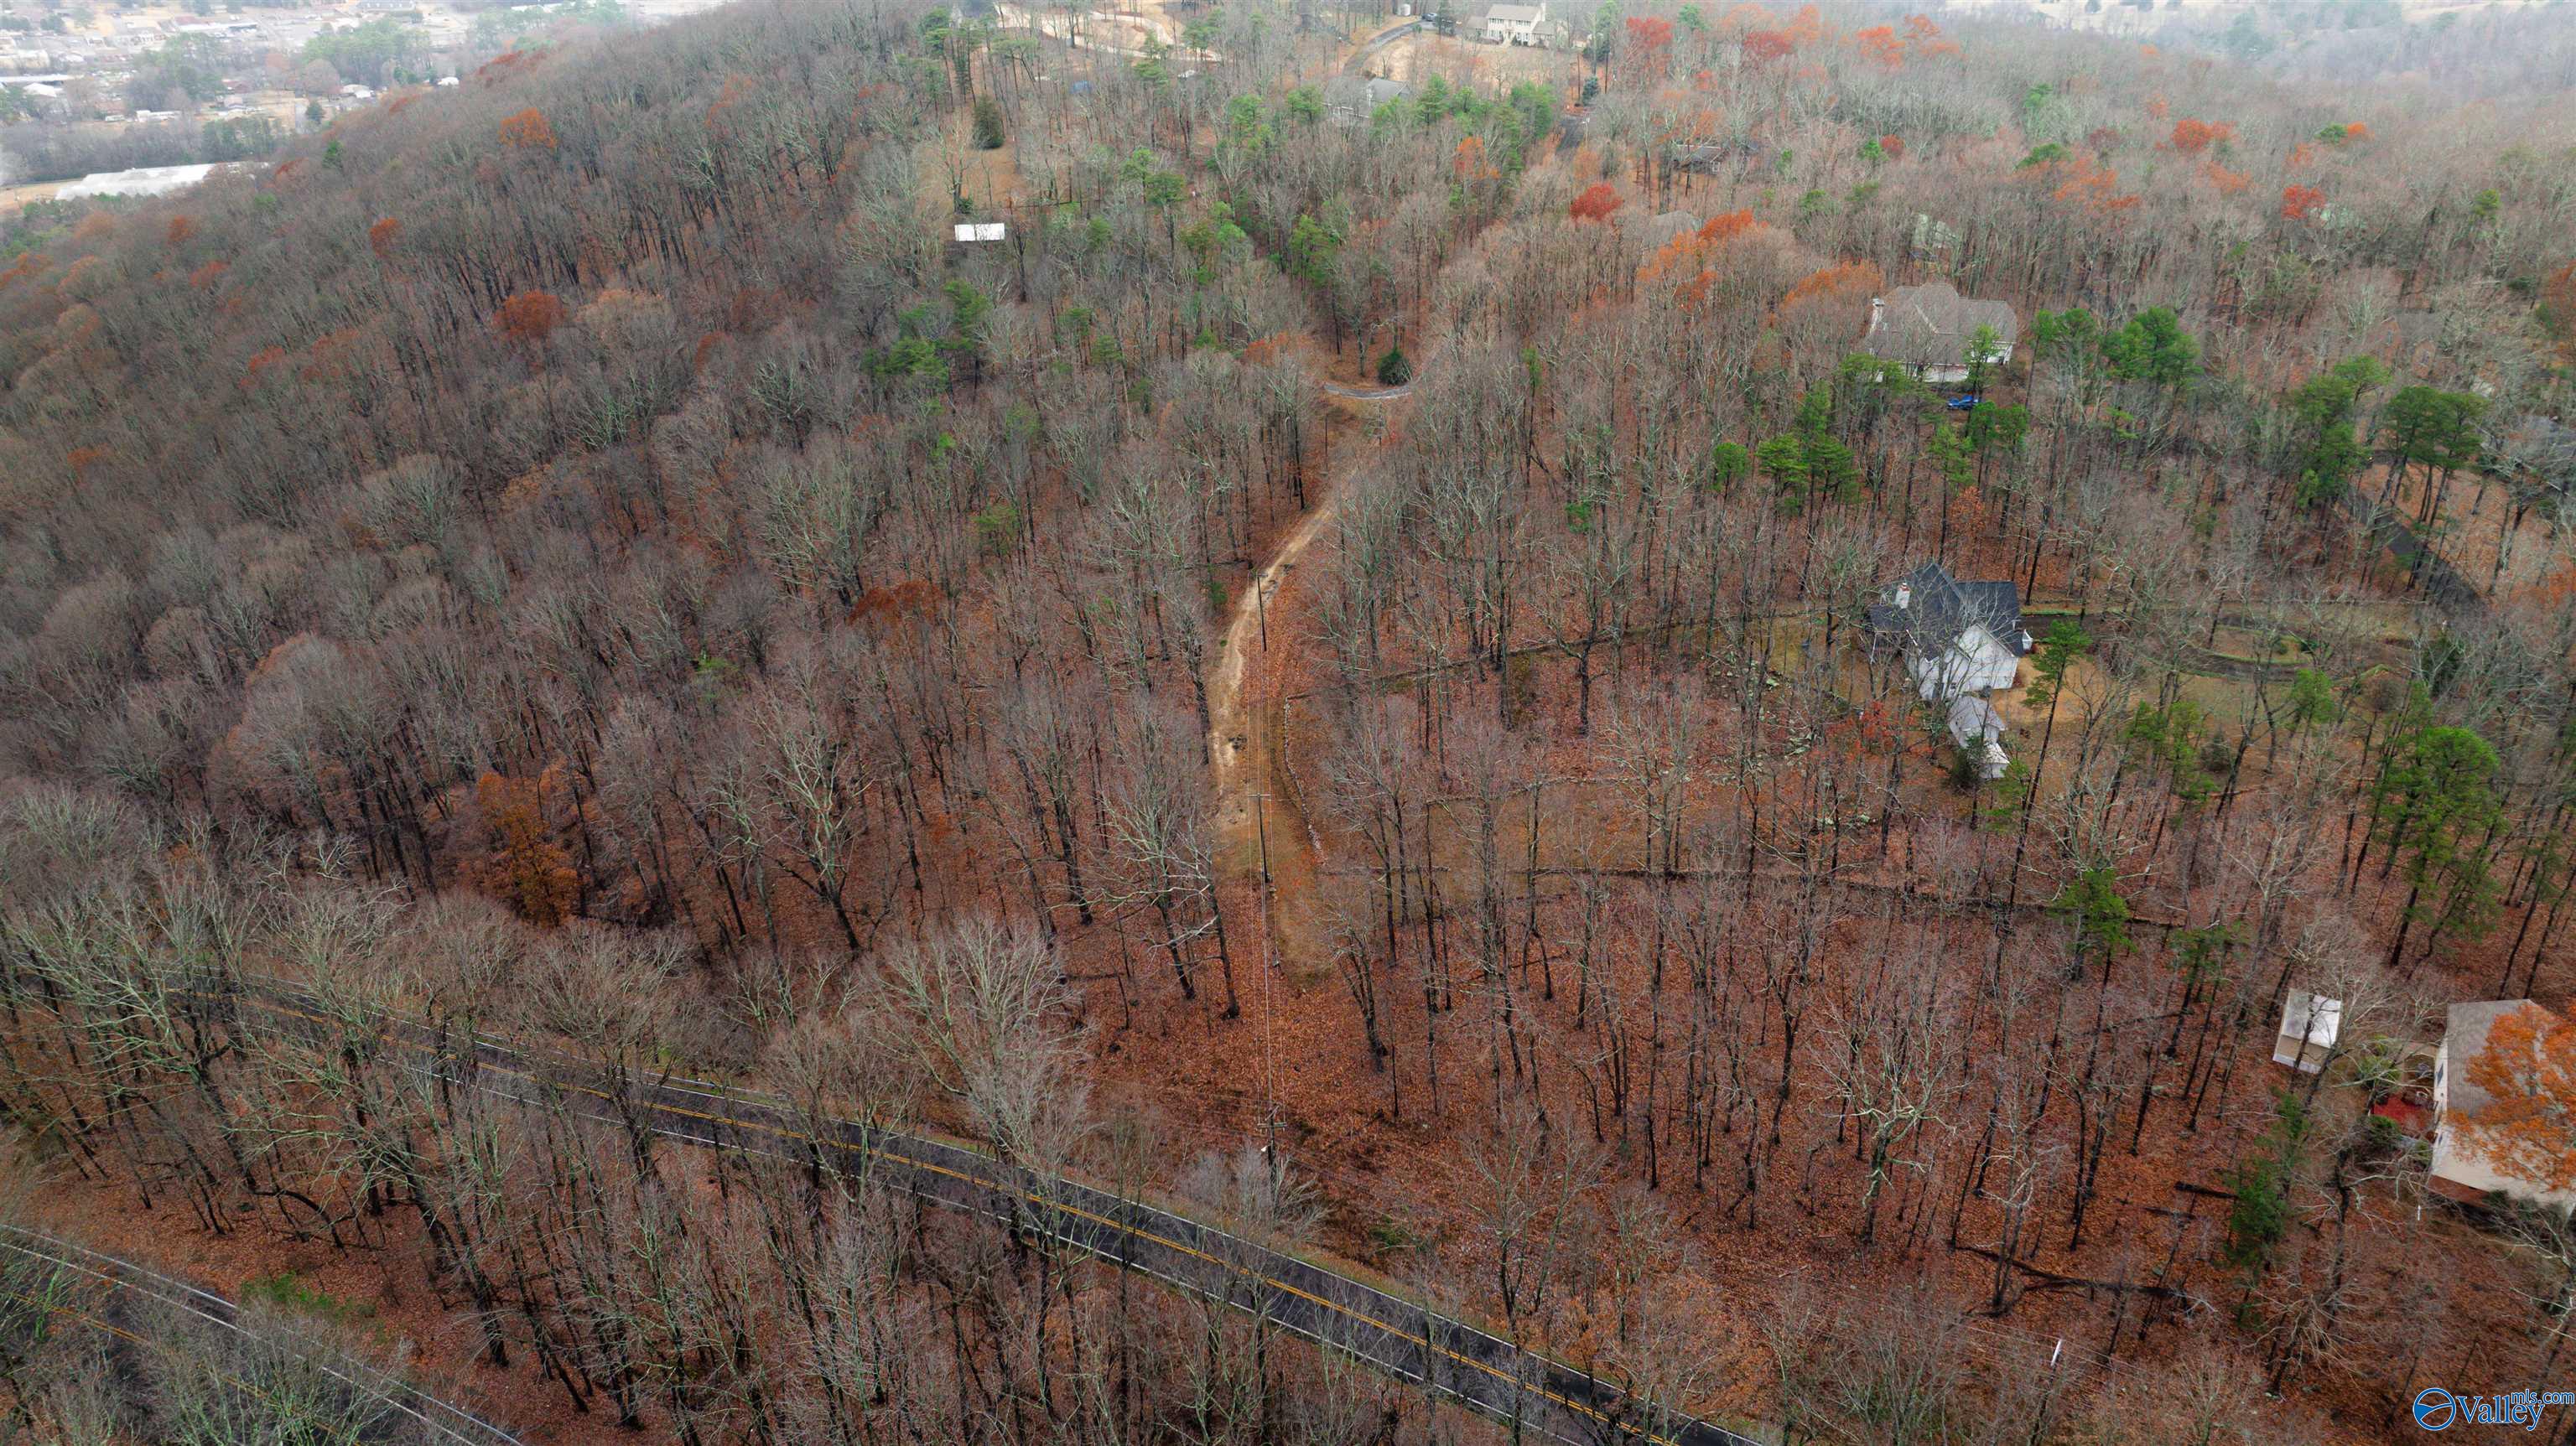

0,1233,519,1445
217,992,1701,1446
1,1283,288,1419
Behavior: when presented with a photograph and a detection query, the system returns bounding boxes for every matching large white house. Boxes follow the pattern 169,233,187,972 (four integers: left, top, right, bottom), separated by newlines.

1868,562,2033,702
2431,999,2576,1210
1480,3,1550,44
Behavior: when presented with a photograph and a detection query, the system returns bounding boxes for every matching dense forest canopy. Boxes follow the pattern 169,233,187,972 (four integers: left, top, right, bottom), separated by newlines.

1,0,2574,1438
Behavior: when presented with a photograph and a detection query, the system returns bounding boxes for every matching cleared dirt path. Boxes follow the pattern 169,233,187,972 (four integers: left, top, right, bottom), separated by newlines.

1207,375,1410,956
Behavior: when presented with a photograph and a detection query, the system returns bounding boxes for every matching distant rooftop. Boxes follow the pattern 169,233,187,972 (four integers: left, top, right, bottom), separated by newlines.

57,163,219,200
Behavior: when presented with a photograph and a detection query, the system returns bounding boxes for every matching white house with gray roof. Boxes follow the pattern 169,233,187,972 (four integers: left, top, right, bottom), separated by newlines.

1481,2,1551,44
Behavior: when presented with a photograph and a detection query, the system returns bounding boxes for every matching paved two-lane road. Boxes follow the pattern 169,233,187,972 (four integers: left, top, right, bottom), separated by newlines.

0,1225,523,1445
216,978,1760,1446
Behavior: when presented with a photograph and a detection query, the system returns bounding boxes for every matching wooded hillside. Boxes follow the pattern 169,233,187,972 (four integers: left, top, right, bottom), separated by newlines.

1,0,2573,1438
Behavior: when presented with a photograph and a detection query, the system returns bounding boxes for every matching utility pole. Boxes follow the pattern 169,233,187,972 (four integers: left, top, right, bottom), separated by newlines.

1253,788,1280,1163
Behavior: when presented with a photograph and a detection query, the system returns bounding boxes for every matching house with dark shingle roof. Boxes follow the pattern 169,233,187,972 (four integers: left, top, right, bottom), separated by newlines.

1867,562,2033,702
1862,281,2018,385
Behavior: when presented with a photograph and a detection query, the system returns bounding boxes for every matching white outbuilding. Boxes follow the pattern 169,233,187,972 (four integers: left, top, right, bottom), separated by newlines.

2272,991,2342,1074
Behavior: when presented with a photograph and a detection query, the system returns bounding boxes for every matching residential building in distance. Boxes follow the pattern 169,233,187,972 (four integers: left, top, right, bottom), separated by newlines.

55,163,246,200
1479,3,1550,44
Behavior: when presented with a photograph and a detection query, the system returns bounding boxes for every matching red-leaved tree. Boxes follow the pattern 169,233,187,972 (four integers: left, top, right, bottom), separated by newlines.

1742,29,1794,63
2166,117,2233,155
1569,183,1623,222
1623,16,1674,78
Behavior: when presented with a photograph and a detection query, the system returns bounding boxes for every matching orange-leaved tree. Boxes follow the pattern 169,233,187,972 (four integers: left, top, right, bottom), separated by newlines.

241,346,289,390
498,106,558,150
1902,13,1956,56
1641,210,1763,299
369,216,402,259
1697,210,1760,243
2038,151,2141,215
2281,184,2328,220
1853,24,1903,68
2459,1005,2576,1196
497,290,569,347
1780,258,1881,307
1453,135,1498,183
478,771,579,926
1778,259,1883,356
